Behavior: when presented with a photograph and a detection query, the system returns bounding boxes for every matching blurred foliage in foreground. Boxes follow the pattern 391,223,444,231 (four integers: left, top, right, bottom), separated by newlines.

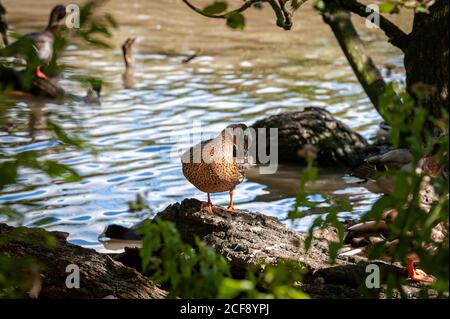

291,87,448,297
0,226,56,298
139,218,309,299
0,0,117,90
0,0,116,298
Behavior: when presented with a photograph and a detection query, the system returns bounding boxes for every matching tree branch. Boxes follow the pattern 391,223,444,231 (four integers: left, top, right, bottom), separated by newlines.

268,0,292,30
182,0,262,19
0,0,9,46
182,0,294,30
322,8,397,121
335,0,409,51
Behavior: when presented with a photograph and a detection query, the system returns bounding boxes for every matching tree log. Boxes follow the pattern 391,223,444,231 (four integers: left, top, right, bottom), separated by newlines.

0,223,166,299
250,107,370,167
106,198,428,298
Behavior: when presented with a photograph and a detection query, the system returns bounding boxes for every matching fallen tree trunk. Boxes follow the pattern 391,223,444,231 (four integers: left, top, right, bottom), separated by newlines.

107,198,430,298
0,223,166,299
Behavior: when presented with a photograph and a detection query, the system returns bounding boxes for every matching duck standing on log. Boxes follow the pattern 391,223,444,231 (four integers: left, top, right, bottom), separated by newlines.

181,124,251,213
0,5,66,79
345,147,448,282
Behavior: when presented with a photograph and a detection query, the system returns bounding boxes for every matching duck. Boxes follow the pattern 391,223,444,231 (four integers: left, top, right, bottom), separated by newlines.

349,148,414,194
181,124,251,213
350,147,446,194
121,37,136,89
2,5,66,79
345,147,448,282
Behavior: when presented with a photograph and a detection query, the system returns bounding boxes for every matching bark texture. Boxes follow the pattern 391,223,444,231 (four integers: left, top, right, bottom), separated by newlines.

322,8,389,117
108,198,429,298
404,0,449,133
0,1,8,46
0,223,166,299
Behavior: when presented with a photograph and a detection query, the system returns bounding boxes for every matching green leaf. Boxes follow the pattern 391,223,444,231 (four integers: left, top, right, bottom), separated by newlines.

328,242,341,263
0,161,18,190
46,120,85,149
379,2,398,13
314,0,325,11
226,12,245,30
104,13,119,29
415,6,429,13
218,278,254,299
41,161,81,182
291,0,305,10
203,1,228,15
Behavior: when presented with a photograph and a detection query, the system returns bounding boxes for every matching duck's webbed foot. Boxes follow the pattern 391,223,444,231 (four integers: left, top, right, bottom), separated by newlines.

200,201,214,213
35,66,47,79
408,267,434,283
407,255,434,283
226,189,235,212
201,193,214,213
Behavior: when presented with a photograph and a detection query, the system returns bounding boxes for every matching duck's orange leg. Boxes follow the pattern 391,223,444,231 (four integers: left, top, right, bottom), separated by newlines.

35,66,47,79
407,254,433,283
227,189,235,211
201,193,214,213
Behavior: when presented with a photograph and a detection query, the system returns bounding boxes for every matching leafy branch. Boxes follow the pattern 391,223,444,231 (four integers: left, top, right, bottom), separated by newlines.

139,217,309,298
182,0,301,30
328,0,409,51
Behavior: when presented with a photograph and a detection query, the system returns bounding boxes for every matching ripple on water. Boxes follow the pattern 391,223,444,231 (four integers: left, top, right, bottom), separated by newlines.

0,2,404,251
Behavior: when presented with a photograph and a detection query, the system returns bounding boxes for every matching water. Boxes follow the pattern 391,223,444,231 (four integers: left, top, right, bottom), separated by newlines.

0,0,408,252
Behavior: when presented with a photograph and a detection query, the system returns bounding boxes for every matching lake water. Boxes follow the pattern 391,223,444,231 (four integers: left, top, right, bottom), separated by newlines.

0,0,410,252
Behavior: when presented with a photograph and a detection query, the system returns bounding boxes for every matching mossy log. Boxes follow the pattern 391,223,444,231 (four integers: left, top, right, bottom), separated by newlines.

251,107,369,167
0,223,166,299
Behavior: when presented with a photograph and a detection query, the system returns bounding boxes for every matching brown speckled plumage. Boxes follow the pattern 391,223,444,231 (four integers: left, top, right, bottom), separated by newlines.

181,124,249,211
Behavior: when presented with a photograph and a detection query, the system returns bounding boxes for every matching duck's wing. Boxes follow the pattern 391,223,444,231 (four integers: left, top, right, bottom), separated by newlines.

349,161,378,180
349,149,413,180
181,139,214,164
367,149,413,168
344,209,397,244
26,31,53,63
0,32,43,62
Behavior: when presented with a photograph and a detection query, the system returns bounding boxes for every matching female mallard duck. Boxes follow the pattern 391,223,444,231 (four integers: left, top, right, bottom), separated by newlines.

345,148,448,282
181,124,250,213
4,5,66,79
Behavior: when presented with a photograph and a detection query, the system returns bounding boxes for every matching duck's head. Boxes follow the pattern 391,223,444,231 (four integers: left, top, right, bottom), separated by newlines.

47,5,66,33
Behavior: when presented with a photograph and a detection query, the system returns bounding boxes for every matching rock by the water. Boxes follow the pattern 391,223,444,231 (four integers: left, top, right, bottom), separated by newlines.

251,107,369,166
105,198,423,298
0,223,166,299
